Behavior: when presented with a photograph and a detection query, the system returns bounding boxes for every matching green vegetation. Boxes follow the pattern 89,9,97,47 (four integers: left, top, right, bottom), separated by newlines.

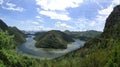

35,30,74,49
0,5,120,67
0,29,36,67
0,29,14,49
64,30,101,41
0,19,26,45
8,27,26,45
0,29,82,67
57,5,120,67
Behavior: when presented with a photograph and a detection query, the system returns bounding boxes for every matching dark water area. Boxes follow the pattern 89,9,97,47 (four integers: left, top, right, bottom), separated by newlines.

17,35,84,59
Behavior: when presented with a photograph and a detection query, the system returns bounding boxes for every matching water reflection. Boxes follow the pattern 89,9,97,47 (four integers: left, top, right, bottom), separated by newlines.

17,35,84,59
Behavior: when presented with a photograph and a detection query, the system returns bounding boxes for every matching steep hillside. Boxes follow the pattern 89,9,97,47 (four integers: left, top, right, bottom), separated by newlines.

59,5,120,67
0,19,26,45
35,30,74,49
8,27,26,45
102,5,120,39
85,5,120,48
0,19,8,31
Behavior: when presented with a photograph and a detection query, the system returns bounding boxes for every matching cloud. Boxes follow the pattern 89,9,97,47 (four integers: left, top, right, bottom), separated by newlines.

98,5,113,16
74,15,106,31
32,22,40,25
36,16,41,18
19,25,54,31
93,0,103,9
36,0,84,21
98,0,120,16
36,0,83,11
29,26,45,31
18,20,45,31
81,0,120,30
20,20,40,25
89,21,96,27
0,0,3,4
55,21,73,29
74,18,88,31
89,0,120,31
18,26,43,31
112,0,120,5
1,1,24,12
35,14,45,23
18,20,55,31
39,10,71,21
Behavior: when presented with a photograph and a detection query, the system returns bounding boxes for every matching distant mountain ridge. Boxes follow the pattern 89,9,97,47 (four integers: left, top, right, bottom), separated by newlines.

64,30,102,41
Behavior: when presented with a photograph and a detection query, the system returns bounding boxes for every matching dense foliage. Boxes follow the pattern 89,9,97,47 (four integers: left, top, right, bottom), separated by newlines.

0,29,36,67
35,30,74,49
0,29,14,49
8,27,26,45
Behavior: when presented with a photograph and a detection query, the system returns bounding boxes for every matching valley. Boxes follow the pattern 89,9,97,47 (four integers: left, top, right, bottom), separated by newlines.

0,1,120,67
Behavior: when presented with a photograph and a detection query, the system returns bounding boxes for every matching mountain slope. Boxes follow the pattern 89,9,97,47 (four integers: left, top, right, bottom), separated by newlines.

35,30,74,49
0,19,26,45
58,5,120,67
8,27,26,45
102,5,120,39
85,5,120,48
0,19,8,31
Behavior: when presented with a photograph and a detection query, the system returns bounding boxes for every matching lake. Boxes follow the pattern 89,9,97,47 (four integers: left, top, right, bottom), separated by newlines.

17,35,84,59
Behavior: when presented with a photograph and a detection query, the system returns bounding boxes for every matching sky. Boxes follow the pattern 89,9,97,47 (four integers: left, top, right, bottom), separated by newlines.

0,0,120,31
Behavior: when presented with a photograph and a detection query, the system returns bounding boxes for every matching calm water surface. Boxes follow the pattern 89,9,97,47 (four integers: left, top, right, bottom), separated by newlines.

17,35,84,59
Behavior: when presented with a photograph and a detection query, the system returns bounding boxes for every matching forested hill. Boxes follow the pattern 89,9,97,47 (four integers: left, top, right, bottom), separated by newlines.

0,19,26,45
60,5,120,67
35,30,74,49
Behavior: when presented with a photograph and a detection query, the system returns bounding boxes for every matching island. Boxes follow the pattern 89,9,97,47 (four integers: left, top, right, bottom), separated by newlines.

35,30,74,49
